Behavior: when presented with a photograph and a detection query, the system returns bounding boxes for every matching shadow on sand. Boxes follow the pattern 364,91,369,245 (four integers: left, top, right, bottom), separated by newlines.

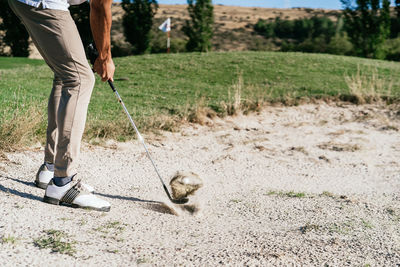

0,175,42,202
95,192,178,215
0,175,178,215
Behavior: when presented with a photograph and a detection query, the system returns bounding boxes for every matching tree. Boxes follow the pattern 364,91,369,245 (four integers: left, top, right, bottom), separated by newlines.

327,32,354,55
183,0,214,52
0,0,30,57
69,2,92,51
390,0,400,38
121,0,158,54
341,0,391,59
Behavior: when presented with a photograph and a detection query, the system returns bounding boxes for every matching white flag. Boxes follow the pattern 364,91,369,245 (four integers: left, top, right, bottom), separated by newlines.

159,18,171,33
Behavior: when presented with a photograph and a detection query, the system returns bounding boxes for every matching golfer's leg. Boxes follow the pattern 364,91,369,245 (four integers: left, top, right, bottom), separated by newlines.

51,25,95,177
46,18,95,177
44,75,62,164
8,0,95,177
9,0,59,166
8,0,110,211
21,20,62,164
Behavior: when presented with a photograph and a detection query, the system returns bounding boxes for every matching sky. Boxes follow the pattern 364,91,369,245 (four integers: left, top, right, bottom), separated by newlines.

157,0,344,10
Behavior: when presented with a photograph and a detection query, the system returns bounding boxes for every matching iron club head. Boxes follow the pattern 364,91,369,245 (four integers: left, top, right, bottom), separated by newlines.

170,197,189,205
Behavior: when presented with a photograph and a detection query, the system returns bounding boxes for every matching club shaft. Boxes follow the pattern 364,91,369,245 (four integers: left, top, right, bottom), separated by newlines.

108,81,173,200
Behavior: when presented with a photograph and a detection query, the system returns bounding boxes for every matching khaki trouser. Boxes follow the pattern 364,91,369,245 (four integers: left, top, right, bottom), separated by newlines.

9,0,95,177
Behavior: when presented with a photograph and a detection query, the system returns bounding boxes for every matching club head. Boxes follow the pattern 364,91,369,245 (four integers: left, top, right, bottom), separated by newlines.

171,197,189,205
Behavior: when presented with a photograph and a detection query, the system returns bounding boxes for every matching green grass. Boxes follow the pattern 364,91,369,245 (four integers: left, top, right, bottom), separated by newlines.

1,235,18,245
1,51,400,149
266,190,307,198
361,219,374,229
94,221,125,234
33,229,76,256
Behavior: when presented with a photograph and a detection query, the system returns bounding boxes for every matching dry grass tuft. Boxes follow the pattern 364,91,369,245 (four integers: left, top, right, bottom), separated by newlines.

241,84,270,114
143,114,181,132
318,142,361,152
220,72,271,116
289,146,309,155
187,106,217,125
85,113,182,142
220,72,243,116
186,97,217,126
0,101,45,153
344,66,393,104
184,73,269,126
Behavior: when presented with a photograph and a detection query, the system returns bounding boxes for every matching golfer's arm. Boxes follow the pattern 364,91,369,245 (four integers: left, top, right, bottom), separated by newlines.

90,0,112,61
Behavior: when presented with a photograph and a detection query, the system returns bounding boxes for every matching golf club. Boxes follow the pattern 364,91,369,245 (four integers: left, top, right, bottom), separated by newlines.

88,44,188,205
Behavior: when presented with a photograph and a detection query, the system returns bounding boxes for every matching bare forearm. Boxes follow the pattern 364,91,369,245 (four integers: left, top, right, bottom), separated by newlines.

90,0,115,81
90,0,112,60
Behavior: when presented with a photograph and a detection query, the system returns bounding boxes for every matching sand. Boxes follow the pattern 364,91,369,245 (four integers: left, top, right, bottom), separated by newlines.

169,171,203,200
0,102,399,265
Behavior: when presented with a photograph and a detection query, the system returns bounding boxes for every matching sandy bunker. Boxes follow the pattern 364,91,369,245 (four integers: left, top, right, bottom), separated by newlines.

167,171,204,216
169,171,203,200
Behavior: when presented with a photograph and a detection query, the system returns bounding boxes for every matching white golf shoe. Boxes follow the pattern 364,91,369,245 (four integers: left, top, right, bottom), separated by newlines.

35,163,54,189
44,177,110,212
35,163,94,192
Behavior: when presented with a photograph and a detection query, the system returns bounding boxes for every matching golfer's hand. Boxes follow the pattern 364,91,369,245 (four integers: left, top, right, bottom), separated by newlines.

93,57,115,82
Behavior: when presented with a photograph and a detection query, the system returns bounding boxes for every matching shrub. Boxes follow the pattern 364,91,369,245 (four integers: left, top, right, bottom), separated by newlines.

383,37,400,61
183,0,214,52
327,33,354,55
121,0,158,54
0,0,30,57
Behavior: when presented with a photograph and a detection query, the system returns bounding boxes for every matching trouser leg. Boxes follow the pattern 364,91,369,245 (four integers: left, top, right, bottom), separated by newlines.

8,0,95,177
44,75,62,164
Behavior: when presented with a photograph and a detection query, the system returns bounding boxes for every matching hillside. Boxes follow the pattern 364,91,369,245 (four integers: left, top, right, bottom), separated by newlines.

113,4,341,52
29,5,341,59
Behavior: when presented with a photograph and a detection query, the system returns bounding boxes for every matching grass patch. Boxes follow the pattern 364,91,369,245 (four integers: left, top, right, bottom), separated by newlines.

1,235,18,245
33,229,76,256
1,52,400,149
344,65,393,104
94,221,126,242
94,221,125,234
266,190,307,198
285,191,307,198
0,97,45,152
361,219,374,229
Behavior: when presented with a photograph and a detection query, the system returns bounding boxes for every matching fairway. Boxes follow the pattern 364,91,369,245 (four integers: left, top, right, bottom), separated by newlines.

1,51,400,146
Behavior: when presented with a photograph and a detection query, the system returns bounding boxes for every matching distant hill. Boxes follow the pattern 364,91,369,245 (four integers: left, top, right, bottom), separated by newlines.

29,4,341,58
114,4,341,52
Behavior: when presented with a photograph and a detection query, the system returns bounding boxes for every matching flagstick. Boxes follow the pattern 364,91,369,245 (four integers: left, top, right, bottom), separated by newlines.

167,31,170,54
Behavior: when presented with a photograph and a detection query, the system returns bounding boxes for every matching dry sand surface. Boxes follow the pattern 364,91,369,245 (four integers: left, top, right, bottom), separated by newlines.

1,103,400,265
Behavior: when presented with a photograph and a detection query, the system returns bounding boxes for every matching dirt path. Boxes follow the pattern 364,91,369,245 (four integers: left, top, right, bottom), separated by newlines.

1,103,399,266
